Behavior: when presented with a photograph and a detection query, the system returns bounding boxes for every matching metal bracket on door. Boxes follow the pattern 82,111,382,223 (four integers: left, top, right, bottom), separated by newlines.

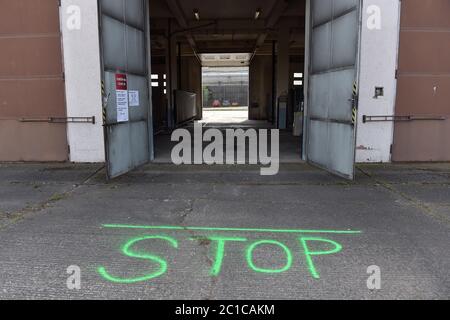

363,115,447,123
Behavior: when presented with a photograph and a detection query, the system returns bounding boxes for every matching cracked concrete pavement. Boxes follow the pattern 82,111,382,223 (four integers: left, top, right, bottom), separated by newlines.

0,162,449,299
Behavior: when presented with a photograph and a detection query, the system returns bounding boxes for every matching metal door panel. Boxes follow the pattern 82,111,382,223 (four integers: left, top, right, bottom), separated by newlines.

311,23,332,72
130,121,149,167
333,0,358,16
309,73,330,118
328,69,355,121
312,0,333,25
126,0,145,28
104,71,119,123
100,0,125,21
328,122,355,174
101,16,127,71
126,26,146,74
127,75,150,121
99,0,153,179
106,124,133,176
306,0,361,180
332,11,359,68
308,120,329,167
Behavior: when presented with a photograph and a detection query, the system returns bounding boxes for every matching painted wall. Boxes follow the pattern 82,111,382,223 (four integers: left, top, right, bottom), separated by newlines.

356,0,400,162
393,0,450,162
61,0,105,162
0,0,68,161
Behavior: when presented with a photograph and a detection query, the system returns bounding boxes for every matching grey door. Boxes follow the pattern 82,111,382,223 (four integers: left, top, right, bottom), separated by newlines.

306,0,361,180
99,0,153,179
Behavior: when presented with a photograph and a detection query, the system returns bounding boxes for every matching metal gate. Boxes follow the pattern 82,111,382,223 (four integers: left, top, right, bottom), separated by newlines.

98,0,153,179
305,0,362,180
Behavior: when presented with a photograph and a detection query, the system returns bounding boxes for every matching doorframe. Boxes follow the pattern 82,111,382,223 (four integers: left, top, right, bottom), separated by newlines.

302,0,311,161
145,0,155,161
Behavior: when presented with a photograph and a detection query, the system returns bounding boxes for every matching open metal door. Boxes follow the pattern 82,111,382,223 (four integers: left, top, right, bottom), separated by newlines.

306,0,361,180
99,0,154,179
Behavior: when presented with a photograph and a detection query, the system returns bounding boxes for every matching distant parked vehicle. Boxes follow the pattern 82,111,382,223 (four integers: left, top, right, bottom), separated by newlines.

212,100,221,108
222,100,231,107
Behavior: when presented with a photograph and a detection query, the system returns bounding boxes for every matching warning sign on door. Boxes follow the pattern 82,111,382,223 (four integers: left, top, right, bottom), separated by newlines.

115,74,129,123
128,90,140,107
115,74,128,90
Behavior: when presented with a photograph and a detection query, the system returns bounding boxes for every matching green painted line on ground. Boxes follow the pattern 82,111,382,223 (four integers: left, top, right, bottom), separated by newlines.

102,224,362,235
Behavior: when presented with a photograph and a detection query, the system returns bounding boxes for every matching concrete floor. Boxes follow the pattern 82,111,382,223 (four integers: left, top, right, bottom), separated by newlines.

201,107,250,124
155,109,302,164
0,162,449,299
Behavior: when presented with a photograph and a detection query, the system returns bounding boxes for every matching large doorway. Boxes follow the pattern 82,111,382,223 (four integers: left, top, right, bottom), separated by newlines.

201,65,250,125
98,0,361,179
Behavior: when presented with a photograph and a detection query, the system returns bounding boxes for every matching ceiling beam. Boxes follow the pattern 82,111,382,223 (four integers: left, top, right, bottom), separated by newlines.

165,0,200,62
165,0,188,28
151,17,304,37
266,0,290,28
250,0,290,62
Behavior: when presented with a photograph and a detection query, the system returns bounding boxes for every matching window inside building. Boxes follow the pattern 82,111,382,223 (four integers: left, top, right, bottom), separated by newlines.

294,73,303,86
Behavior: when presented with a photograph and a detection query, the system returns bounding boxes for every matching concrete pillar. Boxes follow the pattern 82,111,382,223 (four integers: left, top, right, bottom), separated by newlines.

61,0,105,162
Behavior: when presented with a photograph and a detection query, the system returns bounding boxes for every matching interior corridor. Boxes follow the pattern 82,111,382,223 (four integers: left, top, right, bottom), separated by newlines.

154,122,302,164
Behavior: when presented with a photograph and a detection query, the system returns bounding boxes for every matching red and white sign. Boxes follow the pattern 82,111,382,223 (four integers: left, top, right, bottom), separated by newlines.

115,73,129,123
115,73,128,90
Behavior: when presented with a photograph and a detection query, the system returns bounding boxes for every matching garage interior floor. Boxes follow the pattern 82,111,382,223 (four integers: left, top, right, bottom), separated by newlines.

154,108,303,164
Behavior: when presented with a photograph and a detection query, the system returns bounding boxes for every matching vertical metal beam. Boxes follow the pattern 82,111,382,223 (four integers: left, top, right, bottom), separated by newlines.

145,0,155,160
177,42,182,89
302,0,311,161
165,0,199,62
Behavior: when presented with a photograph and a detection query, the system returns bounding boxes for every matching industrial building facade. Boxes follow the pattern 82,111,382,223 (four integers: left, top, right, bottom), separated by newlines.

0,0,448,178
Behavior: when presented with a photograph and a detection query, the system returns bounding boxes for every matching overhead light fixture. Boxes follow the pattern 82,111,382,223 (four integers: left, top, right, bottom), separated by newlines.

194,9,200,21
255,8,262,20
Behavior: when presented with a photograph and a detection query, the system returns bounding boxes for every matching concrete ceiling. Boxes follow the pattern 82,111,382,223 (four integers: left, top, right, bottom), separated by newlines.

150,0,306,57
177,0,277,21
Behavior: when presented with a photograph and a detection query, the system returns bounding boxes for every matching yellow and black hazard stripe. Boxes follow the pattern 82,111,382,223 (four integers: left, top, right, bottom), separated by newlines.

101,81,107,125
352,107,357,125
102,107,107,125
351,81,358,126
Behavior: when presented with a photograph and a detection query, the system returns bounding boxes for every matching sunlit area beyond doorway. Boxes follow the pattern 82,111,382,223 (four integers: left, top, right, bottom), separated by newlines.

201,66,249,125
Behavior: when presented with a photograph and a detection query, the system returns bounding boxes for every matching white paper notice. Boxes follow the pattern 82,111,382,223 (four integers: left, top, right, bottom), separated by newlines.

129,90,140,107
116,90,129,122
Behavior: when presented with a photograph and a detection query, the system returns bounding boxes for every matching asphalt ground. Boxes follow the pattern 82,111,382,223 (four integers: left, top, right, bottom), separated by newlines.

0,162,448,299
